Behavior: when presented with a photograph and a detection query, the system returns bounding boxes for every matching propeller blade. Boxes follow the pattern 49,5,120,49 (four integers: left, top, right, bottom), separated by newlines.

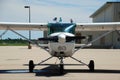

38,37,58,42
66,36,86,42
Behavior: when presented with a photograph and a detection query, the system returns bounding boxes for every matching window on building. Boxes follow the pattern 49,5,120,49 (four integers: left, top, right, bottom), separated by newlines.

88,35,92,42
117,37,120,42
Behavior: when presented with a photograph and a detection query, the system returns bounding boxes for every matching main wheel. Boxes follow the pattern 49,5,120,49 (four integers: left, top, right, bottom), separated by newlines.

88,60,94,72
29,60,35,73
60,64,64,75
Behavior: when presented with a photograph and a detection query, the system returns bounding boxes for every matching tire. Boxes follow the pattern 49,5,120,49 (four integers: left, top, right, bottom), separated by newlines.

60,64,64,75
29,60,34,73
88,60,94,72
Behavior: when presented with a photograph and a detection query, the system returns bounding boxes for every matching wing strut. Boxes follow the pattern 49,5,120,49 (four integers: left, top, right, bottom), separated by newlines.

9,28,49,52
115,30,120,36
0,29,8,38
9,28,34,44
75,30,114,52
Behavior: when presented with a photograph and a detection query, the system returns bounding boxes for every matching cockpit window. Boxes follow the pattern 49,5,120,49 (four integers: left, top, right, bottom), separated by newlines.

47,23,76,35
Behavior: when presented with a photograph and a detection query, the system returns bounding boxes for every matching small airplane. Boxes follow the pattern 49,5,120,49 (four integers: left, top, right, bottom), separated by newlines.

0,20,120,74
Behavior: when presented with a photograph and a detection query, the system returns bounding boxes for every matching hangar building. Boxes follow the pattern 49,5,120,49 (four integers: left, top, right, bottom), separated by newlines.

80,2,120,48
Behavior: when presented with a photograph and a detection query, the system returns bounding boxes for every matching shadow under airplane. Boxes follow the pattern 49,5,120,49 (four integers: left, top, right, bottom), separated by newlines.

0,65,120,77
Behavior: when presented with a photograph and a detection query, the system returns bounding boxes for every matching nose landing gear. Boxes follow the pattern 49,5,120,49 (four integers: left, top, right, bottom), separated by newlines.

59,57,64,75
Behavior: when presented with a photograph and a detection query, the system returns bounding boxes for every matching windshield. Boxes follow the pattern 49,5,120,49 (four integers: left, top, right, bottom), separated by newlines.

47,23,76,35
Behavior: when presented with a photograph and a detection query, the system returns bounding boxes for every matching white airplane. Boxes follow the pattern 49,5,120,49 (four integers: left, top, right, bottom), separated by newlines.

0,21,120,74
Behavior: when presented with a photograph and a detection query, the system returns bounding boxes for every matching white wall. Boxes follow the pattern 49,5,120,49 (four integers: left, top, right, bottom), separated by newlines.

81,31,120,48
89,3,120,48
93,4,114,22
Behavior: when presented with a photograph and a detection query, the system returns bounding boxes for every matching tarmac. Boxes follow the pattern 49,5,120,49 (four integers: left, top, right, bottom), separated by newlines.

0,46,120,80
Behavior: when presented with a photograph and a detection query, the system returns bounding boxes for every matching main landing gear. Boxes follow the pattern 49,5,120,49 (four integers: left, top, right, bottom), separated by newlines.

28,57,65,74
28,57,95,74
88,60,95,71
29,60,35,73
70,56,95,72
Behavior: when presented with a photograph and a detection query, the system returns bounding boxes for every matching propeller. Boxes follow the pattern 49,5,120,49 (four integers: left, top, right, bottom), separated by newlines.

38,36,86,42
38,36,58,42
66,36,86,42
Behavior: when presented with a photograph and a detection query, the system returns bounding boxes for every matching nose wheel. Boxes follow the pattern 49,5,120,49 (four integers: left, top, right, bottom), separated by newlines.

59,57,64,74
59,64,64,74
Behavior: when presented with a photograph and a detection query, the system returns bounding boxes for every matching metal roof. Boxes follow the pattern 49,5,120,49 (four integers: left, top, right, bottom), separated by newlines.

90,2,120,18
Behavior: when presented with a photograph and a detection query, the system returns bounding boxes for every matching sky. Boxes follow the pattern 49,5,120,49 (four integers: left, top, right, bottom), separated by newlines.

0,0,119,39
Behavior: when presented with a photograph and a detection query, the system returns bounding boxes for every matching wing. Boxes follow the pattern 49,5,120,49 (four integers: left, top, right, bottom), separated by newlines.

76,22,120,31
75,22,120,51
0,22,49,51
0,22,48,31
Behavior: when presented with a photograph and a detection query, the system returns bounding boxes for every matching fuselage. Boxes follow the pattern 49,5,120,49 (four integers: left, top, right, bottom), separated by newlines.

47,23,76,57
49,32,75,57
